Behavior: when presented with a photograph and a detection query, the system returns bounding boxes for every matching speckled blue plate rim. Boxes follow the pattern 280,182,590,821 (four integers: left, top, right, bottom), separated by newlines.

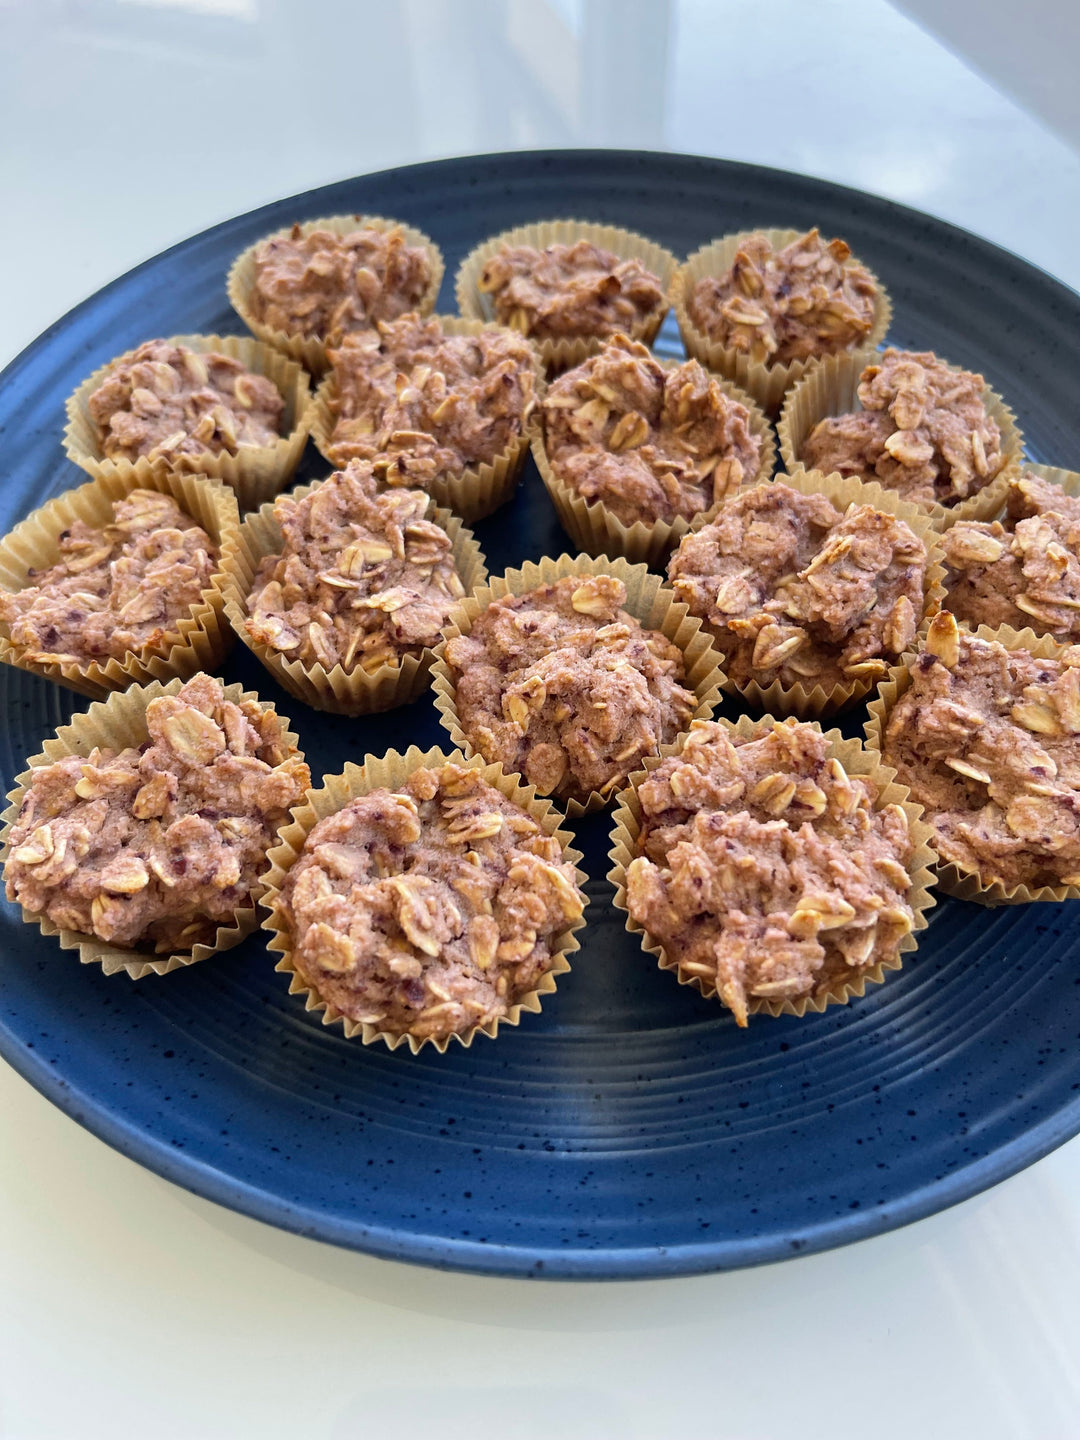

1,148,1079,1281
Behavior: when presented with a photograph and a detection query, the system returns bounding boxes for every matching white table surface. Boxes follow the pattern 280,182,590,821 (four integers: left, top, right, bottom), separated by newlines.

3,3,1080,1436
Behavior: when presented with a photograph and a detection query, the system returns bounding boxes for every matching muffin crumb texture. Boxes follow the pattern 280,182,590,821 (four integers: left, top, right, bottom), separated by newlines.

4,673,309,952
543,334,762,526
326,316,537,487
87,340,283,464
687,228,878,366
942,473,1080,638
801,348,1004,508
667,481,927,692
249,222,434,343
883,612,1080,892
245,461,466,674
478,239,665,342
625,719,915,1025
0,488,218,668
281,764,584,1041
443,574,696,803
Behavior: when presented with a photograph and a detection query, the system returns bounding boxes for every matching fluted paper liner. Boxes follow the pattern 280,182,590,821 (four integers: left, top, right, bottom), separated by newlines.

532,364,777,566
677,466,947,720
0,468,244,700
227,213,445,376
222,480,488,715
608,714,938,1020
430,552,726,817
259,744,587,1053
671,227,892,416
455,219,679,372
0,676,304,979
309,315,544,523
866,620,1080,906
64,333,314,512
777,349,1024,525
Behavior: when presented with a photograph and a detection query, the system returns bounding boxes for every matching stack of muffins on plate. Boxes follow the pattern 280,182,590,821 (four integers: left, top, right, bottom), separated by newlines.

0,202,1069,1050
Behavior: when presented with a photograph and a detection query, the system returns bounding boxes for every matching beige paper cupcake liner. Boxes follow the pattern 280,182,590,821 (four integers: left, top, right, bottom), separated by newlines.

866,619,1080,906
309,315,544,523
608,713,938,1020
532,365,776,566
0,468,244,700
64,333,314,512
260,744,587,1054
227,213,445,376
430,552,726,817
221,480,487,715
689,466,948,720
0,676,303,979
671,227,892,416
777,349,1024,525
454,218,680,372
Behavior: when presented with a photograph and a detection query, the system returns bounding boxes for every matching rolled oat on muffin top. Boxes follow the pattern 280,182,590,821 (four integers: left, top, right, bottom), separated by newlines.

624,718,917,1026
881,612,1080,894
800,348,1005,509
442,574,696,803
279,762,585,1044
477,239,666,344
666,480,929,693
87,339,284,466
541,333,763,527
942,472,1080,639
0,488,217,669
3,673,310,953
244,460,467,675
322,315,538,488
247,221,435,344
686,228,879,367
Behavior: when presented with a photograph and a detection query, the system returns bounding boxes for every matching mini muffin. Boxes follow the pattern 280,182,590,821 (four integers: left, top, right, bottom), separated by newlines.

620,718,920,1025
276,762,586,1047
245,220,437,345
942,470,1080,638
0,487,217,673
799,348,1007,509
313,315,539,515
477,239,666,346
85,339,283,466
540,333,764,527
667,479,932,705
441,574,697,804
243,460,468,676
685,228,879,367
879,612,1080,896
3,672,310,956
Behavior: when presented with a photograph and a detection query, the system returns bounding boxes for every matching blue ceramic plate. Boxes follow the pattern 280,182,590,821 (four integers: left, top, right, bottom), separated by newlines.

2,151,1079,1279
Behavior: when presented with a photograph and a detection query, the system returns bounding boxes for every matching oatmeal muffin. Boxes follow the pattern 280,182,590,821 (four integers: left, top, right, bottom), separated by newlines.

318,315,538,499
621,718,918,1026
800,348,1006,509
244,460,468,676
442,574,698,803
880,612,1080,895
477,239,666,345
246,221,436,345
541,334,764,527
276,762,585,1045
3,673,310,954
667,480,930,698
0,488,218,670
685,228,879,368
86,339,284,465
942,471,1080,639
